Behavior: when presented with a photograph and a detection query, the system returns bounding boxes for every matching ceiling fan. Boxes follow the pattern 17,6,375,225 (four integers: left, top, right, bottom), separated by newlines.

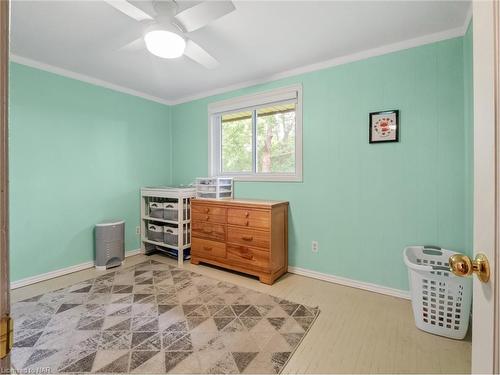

103,0,236,69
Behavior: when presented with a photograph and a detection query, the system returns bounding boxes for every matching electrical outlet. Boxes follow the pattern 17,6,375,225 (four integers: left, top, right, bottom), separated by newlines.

136,226,141,235
312,240,319,253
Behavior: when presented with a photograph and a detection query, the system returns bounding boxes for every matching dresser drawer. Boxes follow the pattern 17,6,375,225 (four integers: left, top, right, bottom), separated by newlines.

227,208,270,229
192,238,226,258
227,226,270,249
192,221,226,241
192,212,226,224
192,204,227,217
227,244,270,270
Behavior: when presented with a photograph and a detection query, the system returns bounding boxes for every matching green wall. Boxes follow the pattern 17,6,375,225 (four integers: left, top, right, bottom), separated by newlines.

8,30,473,290
9,63,172,281
171,36,473,291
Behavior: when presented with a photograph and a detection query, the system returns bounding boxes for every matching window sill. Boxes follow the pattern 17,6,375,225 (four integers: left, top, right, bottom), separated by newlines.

219,174,303,182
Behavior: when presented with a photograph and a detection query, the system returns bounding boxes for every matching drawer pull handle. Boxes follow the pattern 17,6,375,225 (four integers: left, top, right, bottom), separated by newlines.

240,252,253,260
205,215,209,220
205,208,210,213
245,212,250,217
203,246,212,251
241,236,253,241
246,220,249,226
203,229,213,234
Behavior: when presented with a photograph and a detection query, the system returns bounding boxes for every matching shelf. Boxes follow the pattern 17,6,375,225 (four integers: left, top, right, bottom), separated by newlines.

141,187,196,266
141,238,191,250
155,247,191,260
141,186,196,198
197,184,232,187
142,216,191,225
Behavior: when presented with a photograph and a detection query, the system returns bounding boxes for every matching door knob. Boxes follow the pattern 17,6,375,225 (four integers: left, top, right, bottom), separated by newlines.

449,253,490,283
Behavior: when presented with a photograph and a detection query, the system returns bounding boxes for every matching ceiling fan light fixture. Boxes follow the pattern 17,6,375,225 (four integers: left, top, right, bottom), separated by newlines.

144,30,186,59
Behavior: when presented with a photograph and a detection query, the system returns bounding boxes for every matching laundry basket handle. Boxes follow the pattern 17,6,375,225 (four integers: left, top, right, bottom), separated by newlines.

404,246,447,273
423,245,443,257
406,262,434,272
424,245,442,251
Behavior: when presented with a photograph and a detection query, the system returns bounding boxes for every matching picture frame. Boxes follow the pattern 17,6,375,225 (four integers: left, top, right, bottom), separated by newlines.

369,110,399,143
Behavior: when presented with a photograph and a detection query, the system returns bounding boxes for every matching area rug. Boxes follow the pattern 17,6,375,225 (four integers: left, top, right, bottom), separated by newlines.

11,259,319,373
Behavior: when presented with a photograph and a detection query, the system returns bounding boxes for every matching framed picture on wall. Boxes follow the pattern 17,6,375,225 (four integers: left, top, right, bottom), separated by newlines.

369,110,399,143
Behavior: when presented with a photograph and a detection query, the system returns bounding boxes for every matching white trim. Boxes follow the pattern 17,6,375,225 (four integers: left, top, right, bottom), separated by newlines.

461,3,473,35
208,84,303,182
95,264,117,271
170,25,467,105
208,85,300,115
287,266,411,300
10,249,144,289
11,24,469,107
9,54,172,106
228,174,302,182
124,248,144,258
11,23,469,107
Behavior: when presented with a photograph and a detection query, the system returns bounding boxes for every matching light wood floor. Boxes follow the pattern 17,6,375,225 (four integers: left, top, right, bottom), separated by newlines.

11,254,471,374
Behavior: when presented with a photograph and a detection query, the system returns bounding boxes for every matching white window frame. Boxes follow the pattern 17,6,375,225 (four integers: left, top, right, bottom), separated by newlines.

208,84,303,182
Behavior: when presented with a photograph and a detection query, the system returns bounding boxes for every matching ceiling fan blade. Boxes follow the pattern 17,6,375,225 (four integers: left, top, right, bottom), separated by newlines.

174,1,235,32
184,40,220,69
104,0,154,21
118,37,145,52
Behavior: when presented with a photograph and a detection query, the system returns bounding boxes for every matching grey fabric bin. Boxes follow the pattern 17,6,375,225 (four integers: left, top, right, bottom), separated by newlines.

147,224,164,242
163,226,178,246
163,202,191,221
163,203,179,221
149,202,164,218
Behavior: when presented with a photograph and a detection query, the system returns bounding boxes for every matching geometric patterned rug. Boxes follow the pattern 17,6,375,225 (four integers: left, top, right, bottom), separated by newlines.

11,259,319,373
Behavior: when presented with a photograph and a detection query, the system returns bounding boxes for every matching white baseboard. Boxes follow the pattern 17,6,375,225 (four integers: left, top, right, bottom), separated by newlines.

10,251,410,300
124,249,143,258
10,249,144,289
287,266,411,300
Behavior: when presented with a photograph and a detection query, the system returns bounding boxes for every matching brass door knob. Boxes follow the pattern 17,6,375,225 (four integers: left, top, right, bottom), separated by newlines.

449,253,490,283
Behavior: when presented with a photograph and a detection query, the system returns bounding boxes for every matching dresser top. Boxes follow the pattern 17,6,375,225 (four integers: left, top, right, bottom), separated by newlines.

192,198,288,207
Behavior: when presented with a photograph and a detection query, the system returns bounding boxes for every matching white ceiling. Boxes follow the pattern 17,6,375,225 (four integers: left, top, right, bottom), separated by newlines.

11,0,471,104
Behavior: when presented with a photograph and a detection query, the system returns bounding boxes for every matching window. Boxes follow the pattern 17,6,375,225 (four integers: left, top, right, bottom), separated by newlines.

209,85,302,181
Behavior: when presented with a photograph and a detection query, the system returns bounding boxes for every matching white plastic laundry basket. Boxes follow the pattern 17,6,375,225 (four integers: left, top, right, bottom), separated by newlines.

403,246,472,339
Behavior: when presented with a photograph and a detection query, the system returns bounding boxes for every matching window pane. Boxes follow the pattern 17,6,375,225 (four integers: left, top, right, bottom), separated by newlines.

221,111,253,173
256,103,296,173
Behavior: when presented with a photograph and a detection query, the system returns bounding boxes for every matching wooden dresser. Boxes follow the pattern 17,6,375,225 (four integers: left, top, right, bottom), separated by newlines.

190,198,289,284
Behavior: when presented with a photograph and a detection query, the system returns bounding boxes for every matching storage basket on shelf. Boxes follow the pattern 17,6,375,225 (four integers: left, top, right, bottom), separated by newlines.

163,202,179,221
403,246,472,339
195,177,233,199
147,224,164,242
163,226,190,246
162,202,191,221
163,226,178,246
149,202,165,219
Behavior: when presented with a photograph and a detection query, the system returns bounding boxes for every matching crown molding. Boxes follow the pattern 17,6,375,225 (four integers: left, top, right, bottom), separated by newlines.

461,3,473,35
10,16,472,107
9,54,173,106
170,25,466,105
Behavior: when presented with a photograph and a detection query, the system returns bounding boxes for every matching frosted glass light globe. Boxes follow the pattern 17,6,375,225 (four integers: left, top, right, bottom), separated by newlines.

144,30,186,59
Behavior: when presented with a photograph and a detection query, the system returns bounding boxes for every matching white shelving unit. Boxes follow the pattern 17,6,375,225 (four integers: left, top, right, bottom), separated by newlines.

140,186,196,268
